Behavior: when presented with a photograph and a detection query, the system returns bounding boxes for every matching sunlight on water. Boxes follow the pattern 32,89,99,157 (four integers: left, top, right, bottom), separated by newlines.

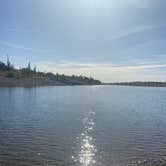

73,110,97,166
79,135,96,166
79,111,97,166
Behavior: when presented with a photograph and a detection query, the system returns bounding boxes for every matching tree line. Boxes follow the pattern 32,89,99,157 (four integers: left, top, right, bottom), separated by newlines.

0,56,101,85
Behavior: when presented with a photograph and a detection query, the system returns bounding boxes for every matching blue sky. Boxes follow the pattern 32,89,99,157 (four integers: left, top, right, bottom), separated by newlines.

0,0,166,82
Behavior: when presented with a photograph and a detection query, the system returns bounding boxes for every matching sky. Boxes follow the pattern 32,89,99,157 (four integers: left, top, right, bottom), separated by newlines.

0,0,166,82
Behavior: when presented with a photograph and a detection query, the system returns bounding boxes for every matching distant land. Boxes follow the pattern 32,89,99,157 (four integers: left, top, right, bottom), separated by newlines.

106,82,166,87
0,58,101,87
1,58,166,88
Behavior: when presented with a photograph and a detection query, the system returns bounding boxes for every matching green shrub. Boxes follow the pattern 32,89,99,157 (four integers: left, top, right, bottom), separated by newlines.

5,72,16,78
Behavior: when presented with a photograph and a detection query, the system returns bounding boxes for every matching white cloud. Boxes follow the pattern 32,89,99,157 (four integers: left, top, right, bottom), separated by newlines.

111,24,164,40
0,40,53,53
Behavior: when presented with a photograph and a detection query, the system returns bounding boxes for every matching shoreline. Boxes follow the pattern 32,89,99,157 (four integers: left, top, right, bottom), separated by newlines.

0,78,101,88
1,78,166,88
104,82,166,88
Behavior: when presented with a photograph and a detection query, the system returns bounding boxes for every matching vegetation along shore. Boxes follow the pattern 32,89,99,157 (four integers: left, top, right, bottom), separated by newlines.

0,57,101,87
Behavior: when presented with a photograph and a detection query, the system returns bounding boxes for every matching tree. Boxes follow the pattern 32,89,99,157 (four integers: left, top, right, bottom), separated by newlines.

28,62,31,71
0,61,7,70
6,55,11,70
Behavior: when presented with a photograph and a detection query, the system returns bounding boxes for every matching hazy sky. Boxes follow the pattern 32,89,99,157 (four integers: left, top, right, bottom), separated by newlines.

0,0,166,82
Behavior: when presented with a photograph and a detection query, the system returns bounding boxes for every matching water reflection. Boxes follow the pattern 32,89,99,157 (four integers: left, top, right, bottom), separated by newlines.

73,110,97,166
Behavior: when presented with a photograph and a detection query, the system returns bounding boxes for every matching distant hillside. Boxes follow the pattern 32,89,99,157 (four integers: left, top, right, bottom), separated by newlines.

107,82,166,87
0,60,101,87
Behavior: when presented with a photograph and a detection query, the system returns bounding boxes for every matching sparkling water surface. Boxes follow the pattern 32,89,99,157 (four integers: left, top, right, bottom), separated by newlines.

0,85,166,166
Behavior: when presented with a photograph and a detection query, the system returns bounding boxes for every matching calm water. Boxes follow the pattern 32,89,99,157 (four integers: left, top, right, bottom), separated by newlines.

0,85,166,166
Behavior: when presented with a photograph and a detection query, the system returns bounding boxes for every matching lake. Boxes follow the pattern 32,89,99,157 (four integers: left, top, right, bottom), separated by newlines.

0,85,166,166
